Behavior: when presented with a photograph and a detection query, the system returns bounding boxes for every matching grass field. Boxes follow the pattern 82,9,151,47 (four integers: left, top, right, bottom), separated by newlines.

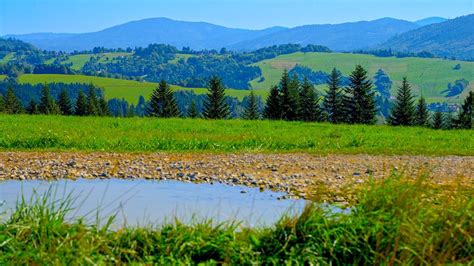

43,52,133,70
251,52,474,103
0,52,15,64
1,174,471,264
18,74,264,103
0,115,472,155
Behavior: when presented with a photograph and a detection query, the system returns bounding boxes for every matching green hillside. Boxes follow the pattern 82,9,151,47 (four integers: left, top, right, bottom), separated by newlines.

44,52,132,70
251,52,474,103
18,74,262,103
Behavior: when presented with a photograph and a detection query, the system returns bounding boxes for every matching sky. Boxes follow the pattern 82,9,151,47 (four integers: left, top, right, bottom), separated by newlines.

1,0,473,35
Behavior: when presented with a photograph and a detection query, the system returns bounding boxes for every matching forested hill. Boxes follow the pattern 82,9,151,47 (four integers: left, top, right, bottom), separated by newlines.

380,14,474,60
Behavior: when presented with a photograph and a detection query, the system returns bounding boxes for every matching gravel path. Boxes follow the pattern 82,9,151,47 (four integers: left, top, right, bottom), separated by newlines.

0,152,472,202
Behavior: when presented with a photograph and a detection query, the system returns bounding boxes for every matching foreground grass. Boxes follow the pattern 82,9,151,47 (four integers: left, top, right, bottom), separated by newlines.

0,115,473,155
1,175,472,264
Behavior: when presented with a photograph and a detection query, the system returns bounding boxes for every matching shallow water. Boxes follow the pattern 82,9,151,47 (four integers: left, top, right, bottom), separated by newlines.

0,179,309,227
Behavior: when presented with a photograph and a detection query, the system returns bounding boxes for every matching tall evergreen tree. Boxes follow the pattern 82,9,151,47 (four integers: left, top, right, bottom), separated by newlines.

127,104,136,117
3,87,23,114
414,97,430,126
98,98,111,116
263,85,281,120
299,77,322,122
388,77,416,126
187,100,199,118
57,89,73,115
431,111,444,129
39,84,60,115
26,99,40,115
280,71,300,121
242,89,260,120
146,80,181,117
86,84,99,116
75,90,87,116
323,68,345,123
203,76,230,119
343,65,377,124
455,91,473,129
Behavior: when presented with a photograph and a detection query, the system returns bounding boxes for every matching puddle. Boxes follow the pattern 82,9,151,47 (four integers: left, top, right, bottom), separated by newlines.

0,179,310,227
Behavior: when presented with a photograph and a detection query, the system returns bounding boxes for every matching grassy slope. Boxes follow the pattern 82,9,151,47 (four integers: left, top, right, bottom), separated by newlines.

251,52,474,103
18,74,264,103
0,115,472,155
0,52,15,64
44,52,133,70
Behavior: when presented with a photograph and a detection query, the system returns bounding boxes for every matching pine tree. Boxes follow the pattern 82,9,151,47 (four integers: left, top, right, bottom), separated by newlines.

3,87,23,114
263,85,281,120
146,80,180,117
299,77,322,122
26,99,40,115
75,90,87,116
431,111,444,129
187,100,199,118
98,97,111,116
127,104,136,117
455,91,473,129
323,68,345,123
0,95,4,113
86,84,99,116
414,97,430,126
57,89,73,115
39,84,60,115
280,71,300,121
343,65,377,124
388,77,416,126
203,76,230,119
242,89,260,120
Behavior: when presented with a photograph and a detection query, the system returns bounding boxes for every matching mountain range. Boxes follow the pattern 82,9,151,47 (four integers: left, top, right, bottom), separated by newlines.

5,15,472,60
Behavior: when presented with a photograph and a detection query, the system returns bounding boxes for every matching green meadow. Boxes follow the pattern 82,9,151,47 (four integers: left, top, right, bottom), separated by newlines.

251,52,474,103
0,115,472,155
17,74,264,103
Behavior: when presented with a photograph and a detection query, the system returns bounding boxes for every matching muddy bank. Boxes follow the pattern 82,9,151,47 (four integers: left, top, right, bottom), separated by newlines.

0,152,472,202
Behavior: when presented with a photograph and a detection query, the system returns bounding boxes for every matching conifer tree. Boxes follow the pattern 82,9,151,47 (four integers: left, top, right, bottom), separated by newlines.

39,84,60,115
343,65,377,124
0,95,4,113
263,85,281,120
299,77,322,122
57,89,73,115
86,84,99,116
98,97,111,116
414,96,430,126
3,87,23,114
203,76,230,119
146,80,180,117
187,100,199,118
388,77,416,126
455,91,473,129
323,68,344,123
242,89,260,120
75,90,87,116
431,111,444,129
280,71,300,120
26,99,40,115
127,104,136,117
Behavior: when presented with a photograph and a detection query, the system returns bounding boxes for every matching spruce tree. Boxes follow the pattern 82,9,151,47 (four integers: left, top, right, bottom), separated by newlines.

39,84,60,115
127,104,136,117
263,85,281,120
455,91,473,129
431,111,444,129
26,99,40,115
323,68,344,123
203,76,230,119
343,65,377,124
0,95,4,113
146,80,180,117
299,77,322,122
98,97,111,116
280,71,300,121
3,87,23,114
75,90,87,116
414,97,429,126
57,89,73,115
187,100,199,118
242,89,260,120
86,84,99,116
388,77,416,126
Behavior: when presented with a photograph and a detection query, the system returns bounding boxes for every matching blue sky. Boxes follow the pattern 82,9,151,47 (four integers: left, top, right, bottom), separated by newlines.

1,0,472,35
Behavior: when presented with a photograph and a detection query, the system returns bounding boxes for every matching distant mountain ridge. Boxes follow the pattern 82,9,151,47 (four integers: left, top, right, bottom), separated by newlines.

414,17,448,26
380,14,474,60
5,17,421,52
